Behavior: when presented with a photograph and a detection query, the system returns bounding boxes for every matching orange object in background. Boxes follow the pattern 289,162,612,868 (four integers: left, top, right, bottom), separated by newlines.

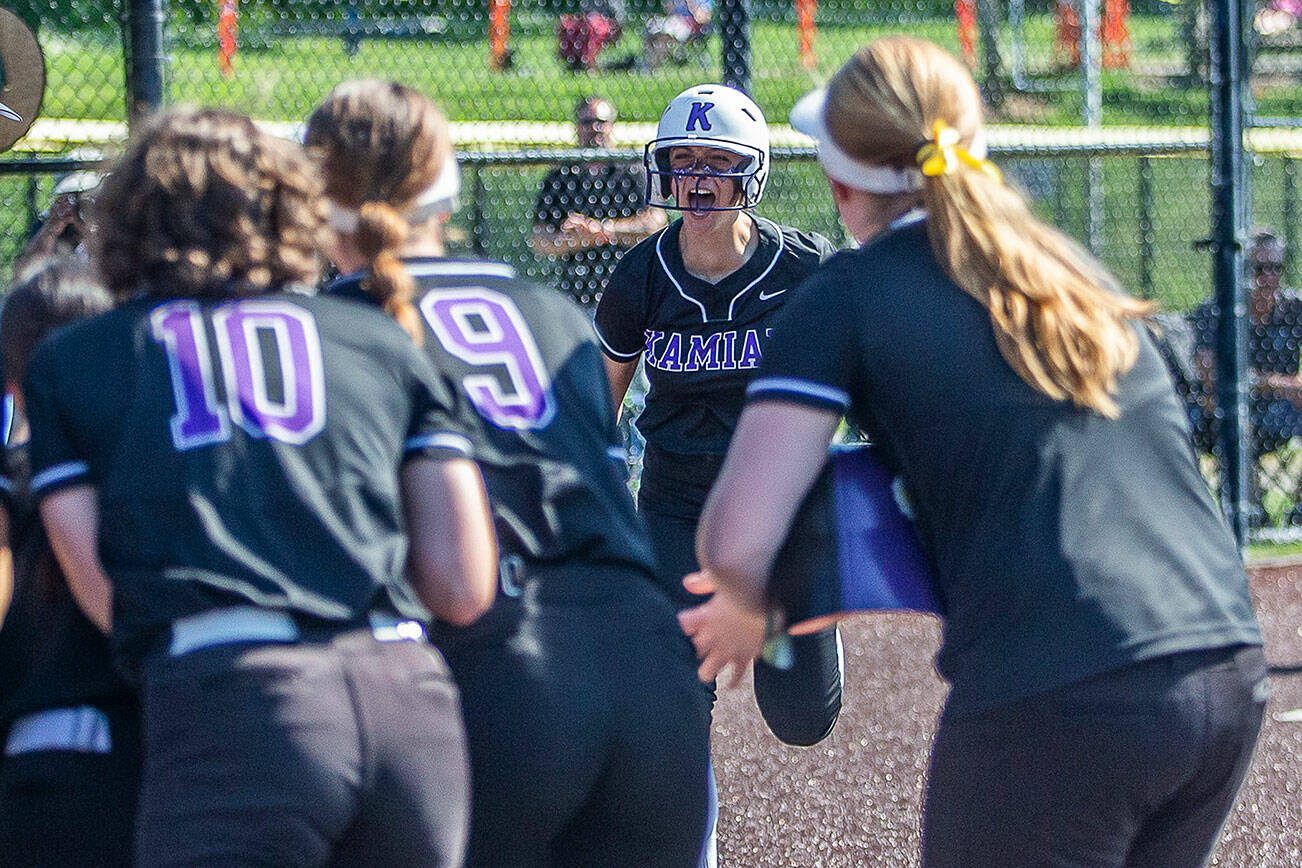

218,0,239,78
797,0,817,70
956,0,977,68
490,0,512,70
1102,0,1131,69
1055,0,1131,70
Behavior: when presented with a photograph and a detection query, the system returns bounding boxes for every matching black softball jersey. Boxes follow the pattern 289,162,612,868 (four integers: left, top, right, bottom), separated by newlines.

24,291,474,671
330,258,658,579
749,215,1262,717
594,215,837,516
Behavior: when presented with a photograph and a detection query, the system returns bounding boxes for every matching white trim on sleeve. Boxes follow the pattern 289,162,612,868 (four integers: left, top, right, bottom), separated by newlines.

30,460,91,494
405,432,474,456
746,377,850,410
592,322,643,361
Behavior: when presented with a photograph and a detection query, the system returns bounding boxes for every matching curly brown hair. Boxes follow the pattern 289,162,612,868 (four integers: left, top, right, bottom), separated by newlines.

91,106,326,301
304,79,455,343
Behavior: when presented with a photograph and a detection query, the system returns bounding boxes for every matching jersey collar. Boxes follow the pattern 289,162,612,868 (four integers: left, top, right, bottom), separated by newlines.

324,257,517,301
655,215,786,324
887,208,927,233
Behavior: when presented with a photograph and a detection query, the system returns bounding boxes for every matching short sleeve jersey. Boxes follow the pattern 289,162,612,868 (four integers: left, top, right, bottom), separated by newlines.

24,292,473,669
750,215,1261,717
1191,289,1302,375
534,161,649,307
0,443,136,726
329,259,657,579
594,216,836,465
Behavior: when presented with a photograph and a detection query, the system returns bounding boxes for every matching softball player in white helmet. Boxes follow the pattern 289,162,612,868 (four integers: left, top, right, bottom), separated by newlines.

595,83,846,868
643,83,770,212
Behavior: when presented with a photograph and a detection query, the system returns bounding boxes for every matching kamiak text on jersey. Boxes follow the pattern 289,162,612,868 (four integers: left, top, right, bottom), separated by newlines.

643,328,772,372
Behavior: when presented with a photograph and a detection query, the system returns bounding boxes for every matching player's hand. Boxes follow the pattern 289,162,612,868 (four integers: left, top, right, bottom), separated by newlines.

681,570,717,596
677,577,767,688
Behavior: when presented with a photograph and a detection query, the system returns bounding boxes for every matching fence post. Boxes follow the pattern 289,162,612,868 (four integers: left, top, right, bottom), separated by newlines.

24,175,39,237
123,0,169,129
719,0,751,94
1284,156,1297,285
1208,0,1251,547
1138,155,1154,299
471,163,486,258
976,0,1003,106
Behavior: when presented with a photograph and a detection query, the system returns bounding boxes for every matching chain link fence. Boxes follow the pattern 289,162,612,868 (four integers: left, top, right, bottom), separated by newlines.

2,0,1300,537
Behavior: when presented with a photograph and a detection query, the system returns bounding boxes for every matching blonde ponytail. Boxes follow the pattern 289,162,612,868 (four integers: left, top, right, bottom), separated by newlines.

824,37,1154,418
921,166,1153,418
355,201,424,345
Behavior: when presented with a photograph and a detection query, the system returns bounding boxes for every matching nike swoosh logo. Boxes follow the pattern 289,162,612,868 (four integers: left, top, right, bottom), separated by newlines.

758,288,786,301
0,101,21,122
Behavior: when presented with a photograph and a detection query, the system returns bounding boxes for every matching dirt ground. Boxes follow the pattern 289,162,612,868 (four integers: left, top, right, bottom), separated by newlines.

710,565,1302,867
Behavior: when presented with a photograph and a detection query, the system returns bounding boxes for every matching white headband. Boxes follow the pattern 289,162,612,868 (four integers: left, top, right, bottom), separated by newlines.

328,149,462,233
790,88,921,194
790,88,991,195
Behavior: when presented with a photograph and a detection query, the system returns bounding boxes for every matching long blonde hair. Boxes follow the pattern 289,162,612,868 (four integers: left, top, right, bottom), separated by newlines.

824,37,1154,418
304,79,455,344
93,107,325,302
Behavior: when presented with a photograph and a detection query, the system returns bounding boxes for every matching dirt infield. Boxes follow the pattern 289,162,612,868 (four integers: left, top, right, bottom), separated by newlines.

711,565,1302,866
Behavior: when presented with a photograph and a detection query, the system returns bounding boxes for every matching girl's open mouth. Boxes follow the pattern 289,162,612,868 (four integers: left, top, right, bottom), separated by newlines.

686,188,716,214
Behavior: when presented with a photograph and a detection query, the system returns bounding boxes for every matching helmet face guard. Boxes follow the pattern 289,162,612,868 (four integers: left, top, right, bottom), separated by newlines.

644,137,767,213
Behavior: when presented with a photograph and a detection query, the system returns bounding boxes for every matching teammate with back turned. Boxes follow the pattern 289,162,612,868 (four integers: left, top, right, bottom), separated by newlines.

306,79,710,868
684,37,1266,867
24,107,498,866
0,258,137,867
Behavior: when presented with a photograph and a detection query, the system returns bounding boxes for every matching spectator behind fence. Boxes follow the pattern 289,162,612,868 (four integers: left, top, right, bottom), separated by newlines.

13,164,102,279
530,96,666,311
1191,230,1302,461
558,0,627,72
642,0,713,70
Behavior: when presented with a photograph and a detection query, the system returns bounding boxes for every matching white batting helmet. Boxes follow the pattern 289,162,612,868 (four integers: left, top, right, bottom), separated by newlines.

644,84,770,211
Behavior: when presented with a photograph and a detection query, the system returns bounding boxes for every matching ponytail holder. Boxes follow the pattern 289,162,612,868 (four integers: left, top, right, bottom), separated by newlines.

916,120,1002,183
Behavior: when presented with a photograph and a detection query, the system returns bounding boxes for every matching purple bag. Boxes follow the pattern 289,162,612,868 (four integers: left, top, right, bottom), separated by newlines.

770,444,942,634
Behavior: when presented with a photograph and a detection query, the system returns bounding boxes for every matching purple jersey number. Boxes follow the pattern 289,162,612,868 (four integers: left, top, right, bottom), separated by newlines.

419,288,554,430
152,300,327,450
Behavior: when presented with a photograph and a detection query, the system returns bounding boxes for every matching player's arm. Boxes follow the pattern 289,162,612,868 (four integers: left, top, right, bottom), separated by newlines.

0,503,12,626
604,356,640,420
678,401,838,686
401,456,497,627
39,484,111,633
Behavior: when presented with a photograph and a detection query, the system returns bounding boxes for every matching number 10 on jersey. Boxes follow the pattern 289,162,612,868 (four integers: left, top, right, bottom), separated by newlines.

152,300,327,450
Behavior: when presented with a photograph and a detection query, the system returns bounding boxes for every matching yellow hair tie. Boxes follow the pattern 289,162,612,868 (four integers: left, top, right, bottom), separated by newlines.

916,120,1002,182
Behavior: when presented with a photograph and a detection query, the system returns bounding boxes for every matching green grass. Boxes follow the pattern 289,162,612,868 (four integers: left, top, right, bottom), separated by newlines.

35,14,1302,125
1246,540,1302,561
18,12,1302,317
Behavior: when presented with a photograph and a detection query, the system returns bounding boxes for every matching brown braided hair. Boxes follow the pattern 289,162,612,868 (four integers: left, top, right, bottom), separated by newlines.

304,79,456,344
